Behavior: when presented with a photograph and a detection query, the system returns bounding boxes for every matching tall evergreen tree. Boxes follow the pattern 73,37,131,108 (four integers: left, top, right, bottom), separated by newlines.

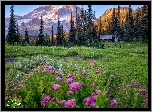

128,5,134,41
24,28,30,45
6,5,20,45
56,17,62,46
45,33,51,46
51,26,54,46
68,12,76,46
37,15,45,46
134,10,139,41
138,5,148,43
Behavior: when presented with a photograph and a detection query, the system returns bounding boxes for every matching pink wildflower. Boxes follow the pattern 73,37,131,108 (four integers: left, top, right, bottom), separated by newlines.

91,82,96,87
69,82,82,91
53,70,58,75
56,77,63,82
91,93,97,102
66,78,74,85
95,90,101,95
64,99,76,108
134,82,140,86
102,72,106,75
110,75,114,78
40,62,45,65
67,91,73,96
109,99,118,107
52,84,61,90
140,88,148,93
33,68,38,72
59,100,66,106
92,60,96,65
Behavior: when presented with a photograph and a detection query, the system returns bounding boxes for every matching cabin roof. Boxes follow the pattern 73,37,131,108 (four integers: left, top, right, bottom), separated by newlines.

100,35,112,39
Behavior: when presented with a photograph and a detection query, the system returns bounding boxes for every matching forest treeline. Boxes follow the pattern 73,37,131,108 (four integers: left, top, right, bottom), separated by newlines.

6,5,148,48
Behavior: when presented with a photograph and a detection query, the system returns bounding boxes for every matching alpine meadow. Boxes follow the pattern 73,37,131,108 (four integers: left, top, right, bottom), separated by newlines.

5,4,148,109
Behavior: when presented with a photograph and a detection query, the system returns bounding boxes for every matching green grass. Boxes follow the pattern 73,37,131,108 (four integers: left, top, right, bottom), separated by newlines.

5,42,148,108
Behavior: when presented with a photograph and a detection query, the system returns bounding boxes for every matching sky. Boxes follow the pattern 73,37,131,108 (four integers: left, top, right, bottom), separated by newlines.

5,5,144,19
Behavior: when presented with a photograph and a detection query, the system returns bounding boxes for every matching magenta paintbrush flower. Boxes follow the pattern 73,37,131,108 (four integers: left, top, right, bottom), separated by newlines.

109,99,118,107
134,82,140,86
64,99,76,108
95,90,101,95
52,84,61,90
59,100,66,106
56,77,63,82
69,82,82,91
66,78,74,85
91,82,96,87
67,91,73,96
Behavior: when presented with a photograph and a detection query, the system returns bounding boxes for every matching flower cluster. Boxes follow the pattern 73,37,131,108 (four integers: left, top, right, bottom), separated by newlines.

109,99,118,107
66,78,74,85
69,82,82,91
83,97,96,108
52,84,61,90
42,94,56,107
64,99,76,108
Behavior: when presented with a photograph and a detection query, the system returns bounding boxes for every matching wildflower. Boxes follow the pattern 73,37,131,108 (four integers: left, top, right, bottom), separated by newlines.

96,70,99,74
88,65,91,69
46,66,54,71
83,97,95,107
95,90,101,95
98,67,102,70
119,88,123,92
33,68,38,72
74,68,79,71
91,82,96,87
67,74,75,79
62,74,66,76
52,84,61,90
92,60,96,65
69,82,82,91
109,99,118,107
140,88,148,93
91,93,97,102
64,99,76,108
90,102,96,108
102,72,106,75
53,70,58,75
59,100,66,106
110,75,114,78
49,97,56,103
127,84,131,88
40,62,45,65
67,91,73,96
145,101,148,105
42,94,50,107
42,69,47,73
123,88,126,91
145,95,148,99
66,78,74,85
20,80,24,84
134,82,140,86
56,77,63,82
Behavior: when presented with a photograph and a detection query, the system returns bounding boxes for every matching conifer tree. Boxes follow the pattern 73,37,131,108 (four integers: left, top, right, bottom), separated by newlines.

24,28,30,45
56,17,62,46
51,26,54,46
68,12,76,46
45,33,51,46
6,5,20,45
138,5,148,43
134,10,139,41
37,15,45,46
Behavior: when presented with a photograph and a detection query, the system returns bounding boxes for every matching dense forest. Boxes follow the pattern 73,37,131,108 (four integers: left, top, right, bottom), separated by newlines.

6,5,148,47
